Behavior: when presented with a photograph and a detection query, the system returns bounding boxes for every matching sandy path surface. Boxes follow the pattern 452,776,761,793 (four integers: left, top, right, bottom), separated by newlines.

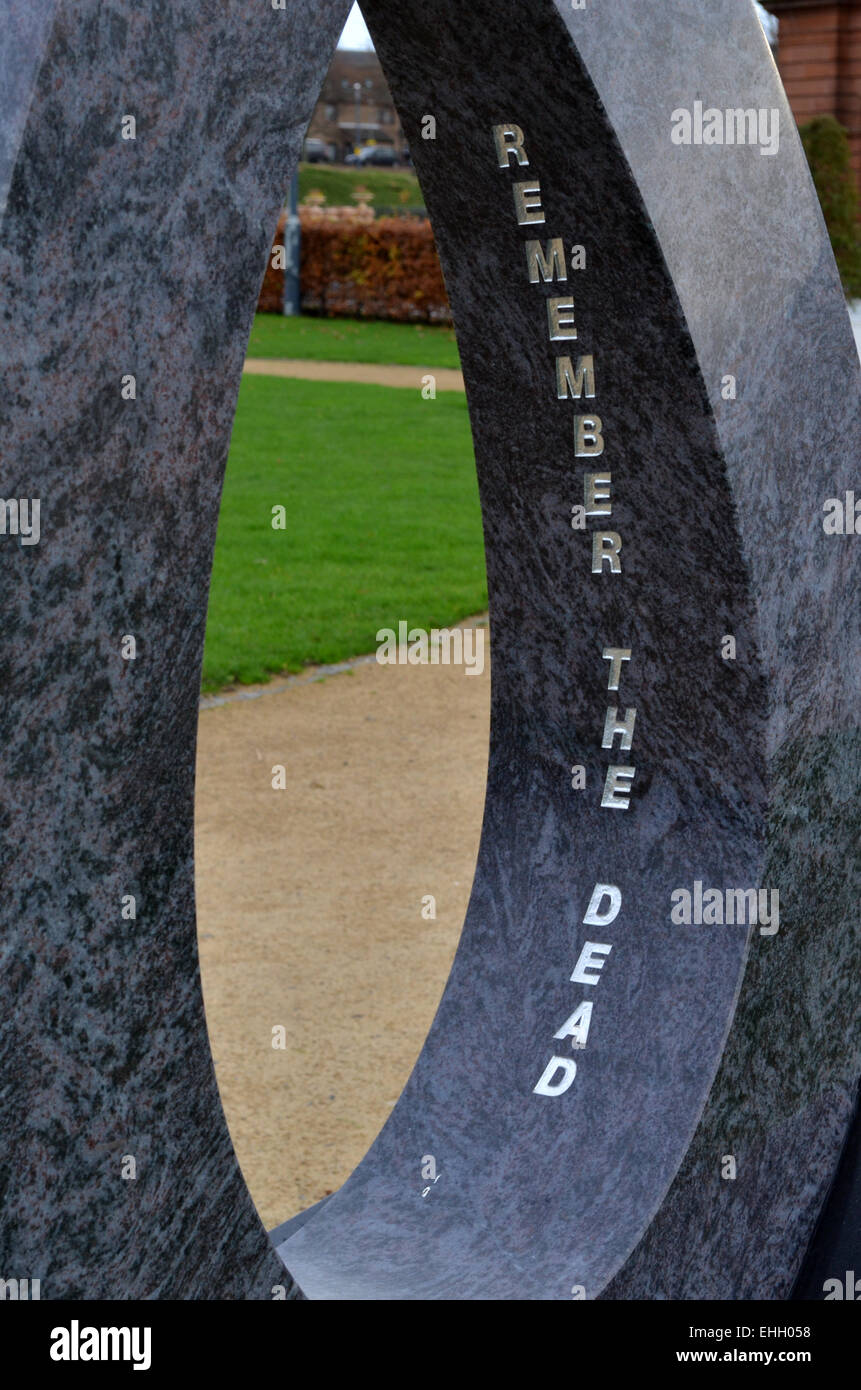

194,621,489,1230
243,356,465,391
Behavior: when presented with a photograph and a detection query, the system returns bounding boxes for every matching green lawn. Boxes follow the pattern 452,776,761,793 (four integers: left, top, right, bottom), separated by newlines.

298,162,424,211
202,376,485,691
246,313,460,369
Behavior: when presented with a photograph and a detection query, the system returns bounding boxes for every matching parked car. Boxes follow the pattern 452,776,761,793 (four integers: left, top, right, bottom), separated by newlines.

303,137,333,163
347,144,401,167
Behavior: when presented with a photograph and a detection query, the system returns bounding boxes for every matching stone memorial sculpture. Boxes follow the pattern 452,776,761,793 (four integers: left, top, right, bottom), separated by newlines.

0,0,857,1300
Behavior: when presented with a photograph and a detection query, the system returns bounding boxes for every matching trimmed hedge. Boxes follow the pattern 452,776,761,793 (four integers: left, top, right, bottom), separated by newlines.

258,124,861,322
258,209,451,323
800,115,861,298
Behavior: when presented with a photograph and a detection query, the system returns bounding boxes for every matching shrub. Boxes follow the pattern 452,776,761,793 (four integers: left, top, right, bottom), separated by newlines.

800,115,861,298
257,209,451,323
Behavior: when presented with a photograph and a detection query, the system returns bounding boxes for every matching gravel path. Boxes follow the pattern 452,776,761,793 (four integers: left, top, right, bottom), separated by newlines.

195,620,489,1228
243,356,465,391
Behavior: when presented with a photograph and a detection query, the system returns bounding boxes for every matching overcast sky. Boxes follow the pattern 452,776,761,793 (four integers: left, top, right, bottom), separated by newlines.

338,3,373,49
338,2,775,52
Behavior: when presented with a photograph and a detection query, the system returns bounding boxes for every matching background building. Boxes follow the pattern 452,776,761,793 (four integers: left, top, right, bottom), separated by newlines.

766,1,861,179
305,49,405,162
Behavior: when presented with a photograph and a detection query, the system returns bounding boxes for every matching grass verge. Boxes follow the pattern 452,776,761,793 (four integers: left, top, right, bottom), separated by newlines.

298,161,424,210
203,376,484,691
246,313,460,368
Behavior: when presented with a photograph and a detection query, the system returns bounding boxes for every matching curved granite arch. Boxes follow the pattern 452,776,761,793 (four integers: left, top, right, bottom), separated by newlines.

0,0,857,1300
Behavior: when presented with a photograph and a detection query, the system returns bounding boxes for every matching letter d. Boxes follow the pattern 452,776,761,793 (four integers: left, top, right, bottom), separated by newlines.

533,1056,577,1097
583,883,621,926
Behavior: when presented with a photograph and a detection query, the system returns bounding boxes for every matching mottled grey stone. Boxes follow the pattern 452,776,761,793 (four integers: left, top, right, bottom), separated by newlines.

0,0,351,1301
0,0,857,1301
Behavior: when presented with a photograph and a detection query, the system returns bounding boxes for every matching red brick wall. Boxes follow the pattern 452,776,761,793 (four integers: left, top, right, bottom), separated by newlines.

767,2,861,180
838,2,861,178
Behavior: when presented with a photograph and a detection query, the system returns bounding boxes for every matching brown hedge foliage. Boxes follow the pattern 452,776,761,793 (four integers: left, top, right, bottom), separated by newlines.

257,210,288,314
257,209,451,323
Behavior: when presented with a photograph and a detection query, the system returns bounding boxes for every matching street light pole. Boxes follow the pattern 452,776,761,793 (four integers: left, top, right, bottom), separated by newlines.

354,81,361,152
282,170,300,317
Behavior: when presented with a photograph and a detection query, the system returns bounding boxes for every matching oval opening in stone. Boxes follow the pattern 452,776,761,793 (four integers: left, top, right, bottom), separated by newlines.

193,77,490,1226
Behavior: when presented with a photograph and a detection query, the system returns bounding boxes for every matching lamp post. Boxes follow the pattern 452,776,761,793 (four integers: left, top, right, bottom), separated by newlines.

282,170,300,317
353,80,361,152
